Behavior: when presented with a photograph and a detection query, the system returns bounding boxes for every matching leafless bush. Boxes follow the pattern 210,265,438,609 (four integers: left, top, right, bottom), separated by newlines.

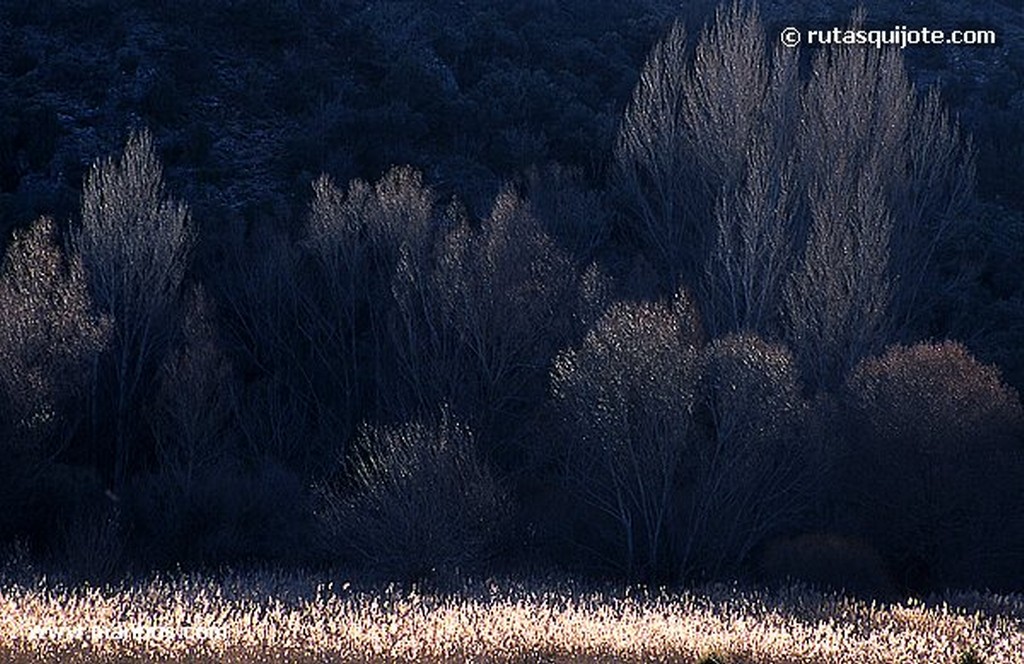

842,341,1024,590
315,411,510,581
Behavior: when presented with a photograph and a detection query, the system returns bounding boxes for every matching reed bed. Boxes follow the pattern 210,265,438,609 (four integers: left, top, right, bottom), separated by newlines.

0,569,1021,663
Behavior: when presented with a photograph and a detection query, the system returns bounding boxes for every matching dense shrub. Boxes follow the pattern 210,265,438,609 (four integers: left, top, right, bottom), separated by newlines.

755,533,896,599
841,341,1024,591
315,412,510,582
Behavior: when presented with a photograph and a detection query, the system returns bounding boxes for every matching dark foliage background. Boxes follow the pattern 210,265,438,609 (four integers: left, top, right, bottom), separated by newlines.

0,0,1022,595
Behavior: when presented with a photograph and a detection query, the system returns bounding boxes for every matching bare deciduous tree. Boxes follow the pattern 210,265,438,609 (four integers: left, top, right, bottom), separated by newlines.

550,289,703,580
0,217,110,539
388,185,578,464
303,167,437,429
152,286,236,495
784,32,906,390
0,217,109,438
784,166,894,392
551,289,810,582
784,17,973,390
617,4,973,392
890,89,975,331
689,5,800,337
218,225,316,468
683,333,808,579
613,19,697,286
615,2,800,320
73,129,194,488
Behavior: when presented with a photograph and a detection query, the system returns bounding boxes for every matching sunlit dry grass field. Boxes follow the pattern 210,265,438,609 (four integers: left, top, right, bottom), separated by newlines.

1,568,1022,663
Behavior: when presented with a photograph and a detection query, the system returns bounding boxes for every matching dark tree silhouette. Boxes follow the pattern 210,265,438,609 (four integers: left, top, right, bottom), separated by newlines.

842,341,1024,590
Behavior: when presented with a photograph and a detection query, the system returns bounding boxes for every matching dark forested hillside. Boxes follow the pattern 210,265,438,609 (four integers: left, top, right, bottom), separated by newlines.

0,0,1023,595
